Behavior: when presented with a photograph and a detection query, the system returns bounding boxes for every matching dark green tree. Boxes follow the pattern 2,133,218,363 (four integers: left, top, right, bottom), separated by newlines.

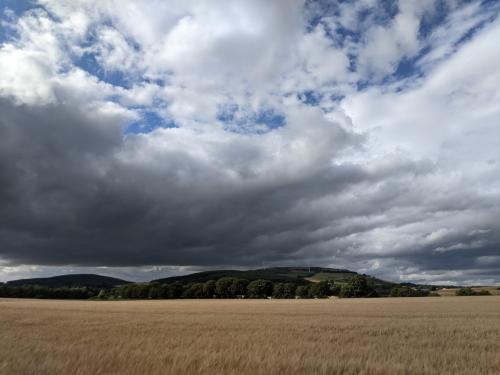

339,275,377,298
309,281,330,298
97,289,107,299
296,285,311,298
229,278,249,297
328,282,340,296
203,280,216,298
272,283,286,298
456,288,491,296
272,283,296,299
247,279,273,298
390,286,430,297
170,282,184,299
215,277,235,298
182,283,205,298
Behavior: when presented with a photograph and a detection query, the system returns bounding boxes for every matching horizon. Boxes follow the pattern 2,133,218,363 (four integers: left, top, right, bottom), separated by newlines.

2,265,498,287
1,0,500,286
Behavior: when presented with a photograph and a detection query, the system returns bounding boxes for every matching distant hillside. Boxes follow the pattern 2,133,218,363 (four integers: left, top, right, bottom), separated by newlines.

4,268,397,295
153,267,394,290
6,274,130,288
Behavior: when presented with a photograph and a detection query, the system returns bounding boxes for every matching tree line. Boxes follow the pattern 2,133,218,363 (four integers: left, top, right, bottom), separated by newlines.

0,284,97,299
96,275,380,299
389,286,433,297
0,275,439,300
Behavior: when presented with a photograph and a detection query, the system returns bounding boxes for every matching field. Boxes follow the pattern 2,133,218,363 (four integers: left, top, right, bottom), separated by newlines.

1,297,499,375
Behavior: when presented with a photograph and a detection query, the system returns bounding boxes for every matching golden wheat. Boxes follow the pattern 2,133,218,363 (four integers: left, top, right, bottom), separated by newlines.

0,297,499,375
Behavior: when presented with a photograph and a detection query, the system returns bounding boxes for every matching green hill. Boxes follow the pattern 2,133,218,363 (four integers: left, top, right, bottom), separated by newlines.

6,274,130,289
152,267,394,292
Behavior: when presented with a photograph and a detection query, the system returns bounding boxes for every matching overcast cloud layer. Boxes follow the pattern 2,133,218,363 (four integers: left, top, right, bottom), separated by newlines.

1,0,499,284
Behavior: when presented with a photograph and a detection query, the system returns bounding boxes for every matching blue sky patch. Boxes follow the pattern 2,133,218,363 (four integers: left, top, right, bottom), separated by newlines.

0,0,37,44
125,111,177,135
217,105,285,134
300,90,321,106
76,52,132,89
255,110,285,130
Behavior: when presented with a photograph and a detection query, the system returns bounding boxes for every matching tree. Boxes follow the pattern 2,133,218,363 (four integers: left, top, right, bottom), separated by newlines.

283,283,297,298
328,282,340,296
456,287,476,296
309,281,330,298
215,277,235,298
157,284,170,299
229,278,249,297
97,289,107,299
272,283,286,298
477,289,492,296
339,275,377,298
296,285,311,298
246,279,273,298
183,283,205,298
273,283,297,299
456,288,491,296
148,285,161,299
203,280,216,298
390,286,429,297
159,282,183,299
170,282,184,299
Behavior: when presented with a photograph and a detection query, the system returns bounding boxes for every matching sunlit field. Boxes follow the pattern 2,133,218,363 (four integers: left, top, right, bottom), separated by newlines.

1,297,499,375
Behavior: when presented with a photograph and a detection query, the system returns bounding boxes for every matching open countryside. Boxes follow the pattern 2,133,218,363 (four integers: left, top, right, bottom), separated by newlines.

2,1,500,374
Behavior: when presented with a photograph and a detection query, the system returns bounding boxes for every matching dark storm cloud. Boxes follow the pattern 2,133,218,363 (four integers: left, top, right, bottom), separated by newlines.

0,97,361,266
1,96,500,284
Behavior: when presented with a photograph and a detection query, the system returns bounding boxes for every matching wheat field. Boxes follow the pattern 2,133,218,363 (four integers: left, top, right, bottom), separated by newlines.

0,297,499,375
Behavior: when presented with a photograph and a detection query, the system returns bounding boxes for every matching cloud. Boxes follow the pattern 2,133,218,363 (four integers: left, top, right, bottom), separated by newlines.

0,0,499,285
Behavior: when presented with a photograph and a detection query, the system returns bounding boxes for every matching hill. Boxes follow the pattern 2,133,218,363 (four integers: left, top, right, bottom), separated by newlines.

152,267,350,284
152,267,395,292
6,274,130,289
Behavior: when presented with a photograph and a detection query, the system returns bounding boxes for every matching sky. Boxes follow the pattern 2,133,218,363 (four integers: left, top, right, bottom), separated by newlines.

0,0,499,285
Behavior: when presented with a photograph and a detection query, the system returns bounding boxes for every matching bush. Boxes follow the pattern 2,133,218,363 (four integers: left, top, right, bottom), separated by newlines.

477,289,491,296
455,287,491,296
456,288,474,296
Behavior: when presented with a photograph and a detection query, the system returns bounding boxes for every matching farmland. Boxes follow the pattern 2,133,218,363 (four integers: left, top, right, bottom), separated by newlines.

1,297,499,375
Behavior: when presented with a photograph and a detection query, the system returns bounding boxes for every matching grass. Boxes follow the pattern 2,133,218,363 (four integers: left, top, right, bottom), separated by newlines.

0,297,499,374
